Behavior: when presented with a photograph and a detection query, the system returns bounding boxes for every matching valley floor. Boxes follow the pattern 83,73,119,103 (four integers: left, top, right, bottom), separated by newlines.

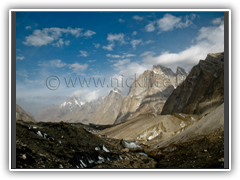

16,120,224,169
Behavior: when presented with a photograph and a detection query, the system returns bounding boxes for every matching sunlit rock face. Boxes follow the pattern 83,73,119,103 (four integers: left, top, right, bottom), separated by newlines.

114,65,187,124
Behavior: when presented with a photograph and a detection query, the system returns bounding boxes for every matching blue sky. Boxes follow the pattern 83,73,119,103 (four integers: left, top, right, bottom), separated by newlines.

16,11,224,115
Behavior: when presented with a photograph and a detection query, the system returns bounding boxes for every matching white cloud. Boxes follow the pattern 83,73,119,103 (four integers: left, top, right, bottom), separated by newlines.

38,59,66,68
16,55,25,60
65,40,70,46
25,26,32,30
132,31,137,36
93,43,100,48
17,70,28,78
131,39,142,49
107,53,136,58
72,89,103,102
140,51,156,57
106,54,123,58
119,18,125,23
84,30,96,37
112,59,131,71
132,15,143,21
102,43,115,51
38,61,49,67
25,78,39,83
146,40,154,44
69,62,88,74
125,54,136,57
157,13,196,32
89,60,97,63
145,23,156,32
142,18,224,71
23,27,95,47
52,38,64,47
50,60,66,67
108,59,115,63
78,50,88,57
23,29,55,46
158,13,181,31
107,33,126,44
212,17,223,25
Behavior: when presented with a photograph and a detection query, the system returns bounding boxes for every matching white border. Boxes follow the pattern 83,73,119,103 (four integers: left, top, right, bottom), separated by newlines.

9,9,231,172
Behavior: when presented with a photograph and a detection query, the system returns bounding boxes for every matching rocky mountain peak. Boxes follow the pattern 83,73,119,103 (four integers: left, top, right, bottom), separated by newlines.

176,66,188,76
112,87,122,94
152,65,175,77
161,52,224,115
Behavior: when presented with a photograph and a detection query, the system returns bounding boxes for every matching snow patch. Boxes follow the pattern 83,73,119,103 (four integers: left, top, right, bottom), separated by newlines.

112,90,121,94
122,140,141,149
179,113,186,118
180,122,186,128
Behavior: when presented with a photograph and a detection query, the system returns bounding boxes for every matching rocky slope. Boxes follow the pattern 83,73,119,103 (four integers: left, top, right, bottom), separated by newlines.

147,103,224,150
88,87,123,125
161,52,224,115
114,65,187,124
146,103,225,168
60,97,103,123
97,113,200,141
35,96,84,122
16,104,36,122
16,120,156,169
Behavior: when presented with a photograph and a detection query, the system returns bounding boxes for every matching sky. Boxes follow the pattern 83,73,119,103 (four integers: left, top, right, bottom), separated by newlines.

16,11,224,116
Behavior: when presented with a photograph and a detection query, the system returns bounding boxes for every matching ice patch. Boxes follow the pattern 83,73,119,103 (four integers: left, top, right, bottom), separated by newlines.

191,117,195,121
43,133,47,138
86,157,94,164
80,159,87,167
36,131,43,137
98,155,104,160
103,145,110,152
95,146,101,151
138,152,149,157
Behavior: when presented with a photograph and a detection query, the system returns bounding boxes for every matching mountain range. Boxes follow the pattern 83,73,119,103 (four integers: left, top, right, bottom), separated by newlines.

27,52,224,128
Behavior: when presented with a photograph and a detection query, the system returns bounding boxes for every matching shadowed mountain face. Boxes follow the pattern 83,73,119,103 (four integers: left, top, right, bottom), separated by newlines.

161,52,224,115
16,104,36,122
114,65,187,124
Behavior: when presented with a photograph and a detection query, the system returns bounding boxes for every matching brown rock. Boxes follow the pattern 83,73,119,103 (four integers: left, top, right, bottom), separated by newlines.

161,52,224,115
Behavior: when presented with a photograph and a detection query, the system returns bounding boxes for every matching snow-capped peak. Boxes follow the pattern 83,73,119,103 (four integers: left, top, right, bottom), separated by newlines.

112,87,122,94
59,96,84,108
